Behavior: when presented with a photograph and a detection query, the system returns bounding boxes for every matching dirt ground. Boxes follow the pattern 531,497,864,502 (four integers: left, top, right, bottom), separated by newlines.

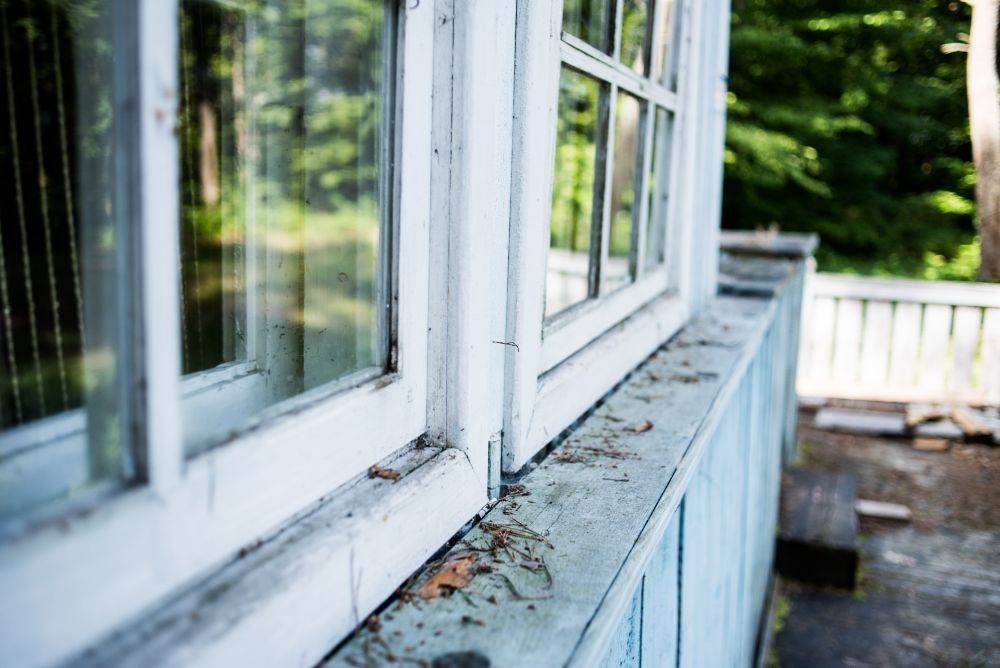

796,417,1000,532
774,403,1000,667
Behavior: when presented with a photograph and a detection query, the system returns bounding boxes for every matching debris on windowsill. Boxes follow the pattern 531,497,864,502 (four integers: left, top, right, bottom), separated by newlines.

418,553,478,600
368,464,401,481
855,498,912,522
632,420,653,434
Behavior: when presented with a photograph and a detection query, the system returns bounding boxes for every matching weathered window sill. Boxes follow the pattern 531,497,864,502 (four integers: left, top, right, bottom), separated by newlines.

326,253,805,666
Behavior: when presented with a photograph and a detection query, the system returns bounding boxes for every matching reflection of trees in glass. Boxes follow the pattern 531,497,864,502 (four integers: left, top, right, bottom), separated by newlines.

178,0,391,392
562,0,613,53
550,67,602,255
547,66,606,316
607,91,642,288
645,107,672,270
179,0,249,374
0,0,112,428
620,0,649,75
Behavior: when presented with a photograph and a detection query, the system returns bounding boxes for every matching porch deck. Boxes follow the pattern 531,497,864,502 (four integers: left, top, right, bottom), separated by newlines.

774,403,1000,666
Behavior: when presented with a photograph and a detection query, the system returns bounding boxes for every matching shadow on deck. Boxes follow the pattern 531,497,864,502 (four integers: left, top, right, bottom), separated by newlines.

773,402,1000,667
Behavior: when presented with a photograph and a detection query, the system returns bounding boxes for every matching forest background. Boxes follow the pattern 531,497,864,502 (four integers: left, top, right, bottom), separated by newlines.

722,0,989,280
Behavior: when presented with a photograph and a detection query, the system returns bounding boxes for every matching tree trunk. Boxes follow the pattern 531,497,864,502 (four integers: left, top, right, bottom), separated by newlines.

967,0,1000,280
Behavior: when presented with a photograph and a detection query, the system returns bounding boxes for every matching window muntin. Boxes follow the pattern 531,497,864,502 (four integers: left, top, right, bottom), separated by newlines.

0,0,131,520
177,0,393,454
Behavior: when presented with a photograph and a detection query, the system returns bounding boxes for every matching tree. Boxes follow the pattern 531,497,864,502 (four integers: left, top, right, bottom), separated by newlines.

724,1,978,279
965,0,999,279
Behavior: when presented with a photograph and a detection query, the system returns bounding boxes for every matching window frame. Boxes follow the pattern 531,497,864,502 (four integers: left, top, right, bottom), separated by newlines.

0,2,463,665
502,0,697,472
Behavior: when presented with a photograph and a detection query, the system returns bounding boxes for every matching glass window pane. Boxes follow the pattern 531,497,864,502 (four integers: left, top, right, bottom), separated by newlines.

180,0,392,454
0,0,127,520
604,91,643,293
620,0,650,76
547,67,606,319
654,0,681,89
645,107,673,270
562,0,614,54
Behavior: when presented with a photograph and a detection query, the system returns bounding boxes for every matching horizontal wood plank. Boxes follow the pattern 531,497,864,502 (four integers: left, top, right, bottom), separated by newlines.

809,273,1000,309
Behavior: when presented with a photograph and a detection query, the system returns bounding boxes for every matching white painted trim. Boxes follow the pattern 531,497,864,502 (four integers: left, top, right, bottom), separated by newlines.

560,35,679,110
542,268,671,371
77,447,488,668
809,272,1000,308
139,0,183,494
426,0,517,488
503,0,563,472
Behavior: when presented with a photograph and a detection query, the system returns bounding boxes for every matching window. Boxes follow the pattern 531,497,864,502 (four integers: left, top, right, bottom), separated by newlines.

545,0,685,334
176,0,395,454
0,0,417,512
503,0,693,471
0,2,465,665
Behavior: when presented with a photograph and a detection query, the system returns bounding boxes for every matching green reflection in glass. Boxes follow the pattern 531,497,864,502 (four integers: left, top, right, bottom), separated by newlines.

605,91,643,292
645,107,673,270
179,0,392,453
547,66,605,318
620,0,650,75
562,0,613,54
0,0,127,518
179,0,249,374
654,0,680,89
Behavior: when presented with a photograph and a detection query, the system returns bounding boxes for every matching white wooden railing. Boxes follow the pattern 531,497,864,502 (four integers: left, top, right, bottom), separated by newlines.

798,268,1000,406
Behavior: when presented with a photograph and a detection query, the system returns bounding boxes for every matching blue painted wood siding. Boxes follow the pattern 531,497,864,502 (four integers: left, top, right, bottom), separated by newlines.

601,283,797,667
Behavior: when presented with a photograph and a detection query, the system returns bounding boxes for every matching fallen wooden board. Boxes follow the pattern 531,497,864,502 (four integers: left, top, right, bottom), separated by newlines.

814,407,964,440
814,408,906,436
949,407,997,444
855,499,912,522
776,468,859,590
913,438,950,452
905,404,948,428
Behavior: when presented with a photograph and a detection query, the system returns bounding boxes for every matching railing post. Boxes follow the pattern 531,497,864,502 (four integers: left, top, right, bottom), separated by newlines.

716,230,818,467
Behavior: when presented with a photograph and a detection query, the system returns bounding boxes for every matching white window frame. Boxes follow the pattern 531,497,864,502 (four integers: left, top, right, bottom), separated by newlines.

0,3,500,666
502,0,699,472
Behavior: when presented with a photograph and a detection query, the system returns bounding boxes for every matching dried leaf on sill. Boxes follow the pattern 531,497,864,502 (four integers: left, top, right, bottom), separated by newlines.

632,420,653,434
368,464,401,481
418,553,478,599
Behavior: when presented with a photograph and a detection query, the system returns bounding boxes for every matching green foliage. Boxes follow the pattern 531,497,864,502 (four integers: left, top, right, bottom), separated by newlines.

551,67,601,253
723,0,978,280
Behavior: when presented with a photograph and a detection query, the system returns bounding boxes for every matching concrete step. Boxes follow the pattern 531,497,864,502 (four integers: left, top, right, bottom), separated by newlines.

777,467,859,589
